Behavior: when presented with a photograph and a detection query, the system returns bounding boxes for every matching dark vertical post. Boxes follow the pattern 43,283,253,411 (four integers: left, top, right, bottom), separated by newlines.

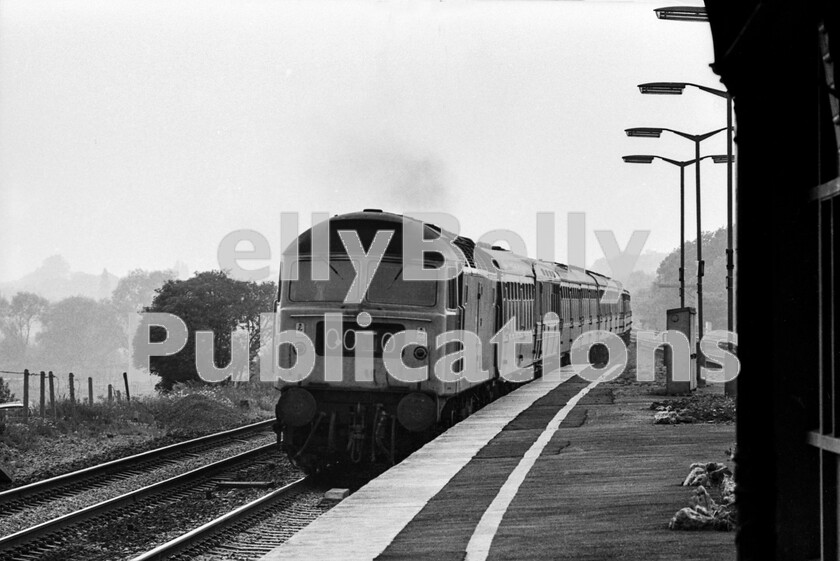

725,94,737,398
679,165,686,308
69,373,75,405
48,371,56,419
694,140,705,386
704,4,823,558
88,377,94,405
22,369,29,423
123,371,131,402
107,384,113,403
39,371,45,418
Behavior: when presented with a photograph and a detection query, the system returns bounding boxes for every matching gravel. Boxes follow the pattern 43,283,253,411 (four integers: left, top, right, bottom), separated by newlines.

65,458,303,560
0,434,280,537
187,488,335,561
0,430,177,487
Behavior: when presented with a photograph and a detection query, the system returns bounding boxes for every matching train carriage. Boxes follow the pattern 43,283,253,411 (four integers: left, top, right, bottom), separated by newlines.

272,210,630,472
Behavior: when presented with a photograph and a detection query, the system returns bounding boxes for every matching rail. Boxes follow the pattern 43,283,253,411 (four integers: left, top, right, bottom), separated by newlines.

0,443,278,555
0,418,275,510
129,476,309,561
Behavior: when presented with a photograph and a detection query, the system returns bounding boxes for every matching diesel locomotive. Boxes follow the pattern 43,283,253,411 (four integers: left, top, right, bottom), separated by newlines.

272,210,631,472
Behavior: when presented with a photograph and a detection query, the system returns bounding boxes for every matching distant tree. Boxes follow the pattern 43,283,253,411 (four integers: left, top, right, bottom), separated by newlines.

630,227,729,331
111,269,177,319
98,269,114,300
134,271,276,390
38,297,123,373
37,255,71,278
0,292,50,369
0,295,7,349
0,377,14,403
622,270,656,295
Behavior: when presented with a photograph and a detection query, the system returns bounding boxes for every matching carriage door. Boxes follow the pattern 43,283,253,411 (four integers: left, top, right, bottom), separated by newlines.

461,275,481,384
476,278,495,378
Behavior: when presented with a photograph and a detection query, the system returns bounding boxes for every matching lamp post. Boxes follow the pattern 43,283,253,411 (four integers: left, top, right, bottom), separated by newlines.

622,152,731,306
621,154,692,308
623,153,731,381
625,126,727,365
637,83,735,343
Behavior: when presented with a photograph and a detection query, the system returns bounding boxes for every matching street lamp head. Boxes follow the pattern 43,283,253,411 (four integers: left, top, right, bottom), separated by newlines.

639,81,729,99
622,155,655,164
625,127,663,138
653,6,709,22
638,82,687,95
712,154,735,164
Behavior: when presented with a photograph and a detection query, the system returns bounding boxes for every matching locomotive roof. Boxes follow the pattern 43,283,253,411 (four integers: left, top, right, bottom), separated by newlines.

564,265,595,285
285,210,464,264
479,246,535,277
286,211,619,289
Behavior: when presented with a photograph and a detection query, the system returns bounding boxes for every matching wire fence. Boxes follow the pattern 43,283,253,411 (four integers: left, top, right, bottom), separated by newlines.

0,369,158,424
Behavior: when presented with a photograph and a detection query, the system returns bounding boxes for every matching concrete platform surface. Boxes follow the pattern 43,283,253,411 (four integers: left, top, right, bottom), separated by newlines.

261,362,735,561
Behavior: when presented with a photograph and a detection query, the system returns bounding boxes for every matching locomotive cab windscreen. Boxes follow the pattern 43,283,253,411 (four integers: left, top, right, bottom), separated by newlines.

281,216,455,307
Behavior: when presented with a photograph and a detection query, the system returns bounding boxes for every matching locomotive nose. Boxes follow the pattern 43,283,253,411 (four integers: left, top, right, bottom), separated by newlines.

276,387,317,427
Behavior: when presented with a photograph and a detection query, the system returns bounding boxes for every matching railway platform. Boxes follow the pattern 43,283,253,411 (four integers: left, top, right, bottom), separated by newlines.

260,359,735,561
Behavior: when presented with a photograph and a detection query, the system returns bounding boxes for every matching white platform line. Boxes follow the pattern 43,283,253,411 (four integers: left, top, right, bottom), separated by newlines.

259,367,581,561
464,363,622,561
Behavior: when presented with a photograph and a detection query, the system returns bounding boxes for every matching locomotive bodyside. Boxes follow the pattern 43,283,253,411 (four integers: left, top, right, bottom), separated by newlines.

272,210,631,472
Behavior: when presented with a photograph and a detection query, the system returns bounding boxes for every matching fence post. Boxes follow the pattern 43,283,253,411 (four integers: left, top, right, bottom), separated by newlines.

88,377,94,405
68,372,76,421
107,384,113,402
39,371,45,418
48,371,56,420
115,389,121,402
123,372,131,403
22,369,29,423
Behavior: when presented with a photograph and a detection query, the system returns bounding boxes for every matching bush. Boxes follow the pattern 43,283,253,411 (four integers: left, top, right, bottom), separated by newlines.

0,382,278,453
0,377,15,403
140,382,277,436
142,392,247,436
0,420,54,451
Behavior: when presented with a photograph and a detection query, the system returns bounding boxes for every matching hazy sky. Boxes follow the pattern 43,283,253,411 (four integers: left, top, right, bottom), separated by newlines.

0,0,729,283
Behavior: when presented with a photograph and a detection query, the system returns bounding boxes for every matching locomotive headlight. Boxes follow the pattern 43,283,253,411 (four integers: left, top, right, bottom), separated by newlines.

413,346,428,361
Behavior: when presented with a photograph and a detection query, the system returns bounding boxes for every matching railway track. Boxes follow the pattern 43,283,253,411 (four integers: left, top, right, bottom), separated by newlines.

0,443,281,560
0,419,276,517
128,476,326,560
128,465,387,560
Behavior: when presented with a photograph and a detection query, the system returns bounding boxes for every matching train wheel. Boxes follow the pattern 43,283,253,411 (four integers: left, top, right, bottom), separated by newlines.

460,397,474,420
